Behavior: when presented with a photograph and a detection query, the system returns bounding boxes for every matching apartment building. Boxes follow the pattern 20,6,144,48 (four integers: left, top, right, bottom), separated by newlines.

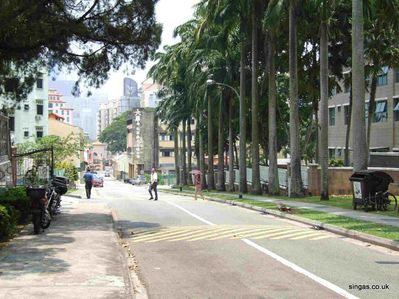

48,89,74,125
328,68,399,160
8,72,49,145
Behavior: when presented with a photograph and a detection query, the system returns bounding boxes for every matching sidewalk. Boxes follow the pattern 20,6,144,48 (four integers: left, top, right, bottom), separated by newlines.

0,196,133,299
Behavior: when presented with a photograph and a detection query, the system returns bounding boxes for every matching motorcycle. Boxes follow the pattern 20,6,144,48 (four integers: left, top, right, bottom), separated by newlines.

27,187,50,234
27,176,69,234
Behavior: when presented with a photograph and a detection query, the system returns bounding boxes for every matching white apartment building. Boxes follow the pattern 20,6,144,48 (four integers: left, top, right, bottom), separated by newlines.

48,89,74,125
97,99,120,136
7,71,49,145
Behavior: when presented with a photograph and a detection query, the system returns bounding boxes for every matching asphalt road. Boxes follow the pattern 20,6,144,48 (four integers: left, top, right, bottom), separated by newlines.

94,177,399,299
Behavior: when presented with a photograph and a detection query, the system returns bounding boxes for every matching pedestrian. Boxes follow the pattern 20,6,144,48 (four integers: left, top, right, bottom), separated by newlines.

194,172,204,200
83,168,94,199
148,168,158,201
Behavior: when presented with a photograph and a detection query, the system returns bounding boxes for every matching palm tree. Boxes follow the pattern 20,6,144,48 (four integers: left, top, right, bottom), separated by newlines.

251,0,261,194
289,0,303,196
217,91,225,191
207,88,215,190
319,0,329,200
351,0,368,171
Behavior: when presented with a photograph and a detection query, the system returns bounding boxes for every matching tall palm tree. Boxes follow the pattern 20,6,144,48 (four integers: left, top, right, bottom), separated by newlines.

217,91,225,191
319,0,329,200
351,0,368,171
289,0,303,196
207,88,215,189
251,0,261,194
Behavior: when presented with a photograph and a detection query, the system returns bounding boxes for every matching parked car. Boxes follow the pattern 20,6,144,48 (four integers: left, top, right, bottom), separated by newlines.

93,175,104,187
131,175,146,185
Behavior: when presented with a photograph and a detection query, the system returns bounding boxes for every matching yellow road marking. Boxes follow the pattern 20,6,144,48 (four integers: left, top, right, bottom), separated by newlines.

234,227,294,239
139,228,206,242
290,232,328,240
189,227,264,241
270,230,322,240
309,235,333,241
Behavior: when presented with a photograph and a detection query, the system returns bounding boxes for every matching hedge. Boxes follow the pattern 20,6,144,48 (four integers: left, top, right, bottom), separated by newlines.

0,187,32,241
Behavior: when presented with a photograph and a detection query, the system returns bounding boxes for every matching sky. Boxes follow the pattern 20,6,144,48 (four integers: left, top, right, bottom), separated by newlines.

56,0,199,100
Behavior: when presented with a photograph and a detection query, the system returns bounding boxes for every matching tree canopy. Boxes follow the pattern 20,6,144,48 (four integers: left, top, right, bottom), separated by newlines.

99,111,128,154
0,0,162,104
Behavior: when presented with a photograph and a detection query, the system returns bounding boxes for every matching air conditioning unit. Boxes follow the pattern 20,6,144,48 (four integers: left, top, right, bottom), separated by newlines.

35,115,42,121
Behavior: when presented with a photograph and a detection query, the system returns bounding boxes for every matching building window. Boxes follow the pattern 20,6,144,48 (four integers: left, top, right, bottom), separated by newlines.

329,149,336,159
163,151,171,157
37,104,43,115
24,130,29,138
329,107,336,126
394,99,399,121
61,110,64,115
36,78,43,89
36,131,43,138
377,73,388,86
170,134,174,141
374,100,388,123
9,116,15,131
24,104,29,111
67,117,69,123
49,103,53,108
344,105,350,125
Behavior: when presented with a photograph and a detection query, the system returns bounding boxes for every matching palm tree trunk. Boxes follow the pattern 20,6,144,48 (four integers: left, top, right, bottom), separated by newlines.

344,90,352,166
251,1,261,194
199,113,206,189
319,5,329,200
217,91,225,191
351,0,368,171
239,17,248,194
207,91,215,190
187,116,193,184
367,74,377,148
181,119,187,185
228,96,235,191
174,127,180,186
268,32,280,195
289,0,303,197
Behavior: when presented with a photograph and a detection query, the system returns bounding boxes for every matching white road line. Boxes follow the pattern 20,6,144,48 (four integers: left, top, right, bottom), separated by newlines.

164,200,216,226
165,200,358,299
242,239,359,299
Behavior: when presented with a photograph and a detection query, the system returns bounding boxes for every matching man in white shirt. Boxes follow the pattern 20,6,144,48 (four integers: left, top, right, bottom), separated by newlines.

148,168,158,200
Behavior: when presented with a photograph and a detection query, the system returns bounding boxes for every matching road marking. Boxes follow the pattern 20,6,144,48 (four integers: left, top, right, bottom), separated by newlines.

243,239,359,299
163,200,356,298
270,230,322,240
164,200,215,225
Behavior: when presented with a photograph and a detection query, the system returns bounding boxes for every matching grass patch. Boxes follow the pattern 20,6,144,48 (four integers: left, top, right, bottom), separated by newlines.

163,187,399,242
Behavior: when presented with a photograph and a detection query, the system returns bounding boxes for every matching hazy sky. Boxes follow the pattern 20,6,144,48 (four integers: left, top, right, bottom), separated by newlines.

90,0,199,99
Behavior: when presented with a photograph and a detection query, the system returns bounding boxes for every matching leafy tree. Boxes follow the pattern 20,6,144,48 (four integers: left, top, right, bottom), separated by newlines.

99,112,129,154
0,0,161,103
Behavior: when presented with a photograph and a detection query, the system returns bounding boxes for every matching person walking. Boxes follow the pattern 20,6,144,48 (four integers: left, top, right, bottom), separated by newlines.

83,168,94,199
148,168,158,201
194,172,205,200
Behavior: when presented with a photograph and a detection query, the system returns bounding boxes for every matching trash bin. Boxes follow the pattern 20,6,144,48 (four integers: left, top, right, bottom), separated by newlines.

349,170,393,211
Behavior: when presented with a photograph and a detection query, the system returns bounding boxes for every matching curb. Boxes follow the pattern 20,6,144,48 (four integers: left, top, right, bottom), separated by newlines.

162,190,399,252
110,209,148,299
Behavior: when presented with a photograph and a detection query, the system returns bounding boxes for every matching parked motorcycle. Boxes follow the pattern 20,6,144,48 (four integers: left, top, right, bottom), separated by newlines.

27,187,49,234
27,176,69,234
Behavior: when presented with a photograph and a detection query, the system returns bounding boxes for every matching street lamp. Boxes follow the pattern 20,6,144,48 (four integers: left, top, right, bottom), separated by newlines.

206,79,243,199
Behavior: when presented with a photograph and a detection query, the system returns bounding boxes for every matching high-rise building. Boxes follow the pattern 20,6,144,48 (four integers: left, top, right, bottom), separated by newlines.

48,80,107,141
140,78,161,108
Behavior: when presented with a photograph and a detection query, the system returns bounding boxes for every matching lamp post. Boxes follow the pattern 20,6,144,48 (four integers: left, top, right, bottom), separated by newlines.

206,79,242,199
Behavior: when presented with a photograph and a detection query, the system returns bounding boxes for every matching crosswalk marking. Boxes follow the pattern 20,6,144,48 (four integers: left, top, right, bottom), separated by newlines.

130,225,334,243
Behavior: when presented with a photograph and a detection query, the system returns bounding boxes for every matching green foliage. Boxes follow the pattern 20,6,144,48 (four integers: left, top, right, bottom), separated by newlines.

99,112,129,154
56,161,79,182
17,134,84,164
0,187,31,224
0,0,161,104
329,159,345,167
0,204,16,241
